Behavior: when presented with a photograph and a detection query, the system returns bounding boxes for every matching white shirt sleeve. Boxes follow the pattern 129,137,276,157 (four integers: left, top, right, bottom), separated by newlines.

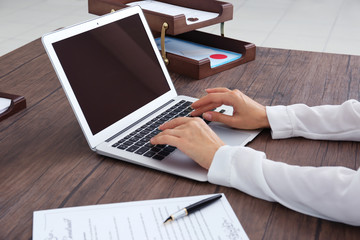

208,100,360,226
266,99,360,141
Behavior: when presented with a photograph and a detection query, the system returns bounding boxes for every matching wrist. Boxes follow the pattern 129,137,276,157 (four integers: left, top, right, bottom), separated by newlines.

261,106,270,128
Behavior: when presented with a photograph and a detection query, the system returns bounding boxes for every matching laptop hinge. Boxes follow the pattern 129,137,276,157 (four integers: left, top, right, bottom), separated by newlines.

105,99,175,142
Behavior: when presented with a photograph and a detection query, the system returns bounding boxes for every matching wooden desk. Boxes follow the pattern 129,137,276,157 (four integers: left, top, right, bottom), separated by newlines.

0,39,359,239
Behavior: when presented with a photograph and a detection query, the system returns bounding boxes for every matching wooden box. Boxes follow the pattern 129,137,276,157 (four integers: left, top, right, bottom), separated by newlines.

0,92,26,121
88,0,256,79
160,31,256,79
89,0,233,35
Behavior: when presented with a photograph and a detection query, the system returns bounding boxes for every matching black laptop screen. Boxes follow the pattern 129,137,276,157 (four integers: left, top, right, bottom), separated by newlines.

53,14,171,135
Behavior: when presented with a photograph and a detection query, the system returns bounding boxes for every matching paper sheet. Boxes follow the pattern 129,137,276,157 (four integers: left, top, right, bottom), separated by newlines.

0,97,11,114
155,37,242,68
127,1,219,25
33,194,249,240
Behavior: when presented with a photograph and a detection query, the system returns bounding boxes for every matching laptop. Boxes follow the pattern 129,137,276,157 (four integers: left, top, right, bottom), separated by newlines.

42,6,260,182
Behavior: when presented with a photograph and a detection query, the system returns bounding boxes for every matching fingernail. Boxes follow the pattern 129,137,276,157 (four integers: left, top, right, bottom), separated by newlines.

203,112,212,120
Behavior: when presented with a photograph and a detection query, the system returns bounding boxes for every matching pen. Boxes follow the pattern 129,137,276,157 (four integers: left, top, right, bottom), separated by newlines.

163,194,222,223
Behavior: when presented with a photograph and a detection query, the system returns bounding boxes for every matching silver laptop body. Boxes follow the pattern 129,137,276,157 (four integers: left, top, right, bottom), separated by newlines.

42,6,260,181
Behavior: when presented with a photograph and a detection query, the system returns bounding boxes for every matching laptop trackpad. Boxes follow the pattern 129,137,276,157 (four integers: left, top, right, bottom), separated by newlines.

210,122,252,146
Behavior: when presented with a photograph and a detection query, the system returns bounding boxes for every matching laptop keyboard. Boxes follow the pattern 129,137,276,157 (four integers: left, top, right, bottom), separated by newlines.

111,100,195,161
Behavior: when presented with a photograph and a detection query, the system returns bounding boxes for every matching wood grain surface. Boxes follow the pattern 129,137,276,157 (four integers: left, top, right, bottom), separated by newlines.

0,39,359,239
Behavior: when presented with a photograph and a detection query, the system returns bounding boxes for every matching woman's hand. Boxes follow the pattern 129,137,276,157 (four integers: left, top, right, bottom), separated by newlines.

190,88,270,130
150,117,224,169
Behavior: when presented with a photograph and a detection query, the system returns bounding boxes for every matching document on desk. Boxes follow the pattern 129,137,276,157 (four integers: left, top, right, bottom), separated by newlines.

127,0,219,25
155,37,242,68
33,194,249,240
0,97,11,114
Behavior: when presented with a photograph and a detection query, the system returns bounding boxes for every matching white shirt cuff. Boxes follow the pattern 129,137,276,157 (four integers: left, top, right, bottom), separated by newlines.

208,145,275,201
208,145,233,188
266,105,293,139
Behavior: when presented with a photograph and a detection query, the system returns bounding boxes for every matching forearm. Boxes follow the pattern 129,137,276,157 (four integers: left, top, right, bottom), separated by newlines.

266,100,360,141
208,146,360,226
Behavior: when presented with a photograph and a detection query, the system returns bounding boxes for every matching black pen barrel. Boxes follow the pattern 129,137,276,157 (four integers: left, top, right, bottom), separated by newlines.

186,194,222,214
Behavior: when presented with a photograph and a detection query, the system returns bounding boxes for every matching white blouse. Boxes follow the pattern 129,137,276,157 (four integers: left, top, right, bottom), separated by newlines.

208,100,360,226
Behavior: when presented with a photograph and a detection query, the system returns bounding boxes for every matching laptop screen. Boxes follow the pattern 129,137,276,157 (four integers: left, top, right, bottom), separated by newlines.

52,14,171,135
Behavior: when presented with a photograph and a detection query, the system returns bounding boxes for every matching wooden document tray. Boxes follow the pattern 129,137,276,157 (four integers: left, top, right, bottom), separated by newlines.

0,92,26,122
162,31,256,79
89,0,233,35
88,0,256,79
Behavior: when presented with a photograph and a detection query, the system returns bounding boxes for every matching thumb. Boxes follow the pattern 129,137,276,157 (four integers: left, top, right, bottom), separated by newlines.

203,111,234,126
